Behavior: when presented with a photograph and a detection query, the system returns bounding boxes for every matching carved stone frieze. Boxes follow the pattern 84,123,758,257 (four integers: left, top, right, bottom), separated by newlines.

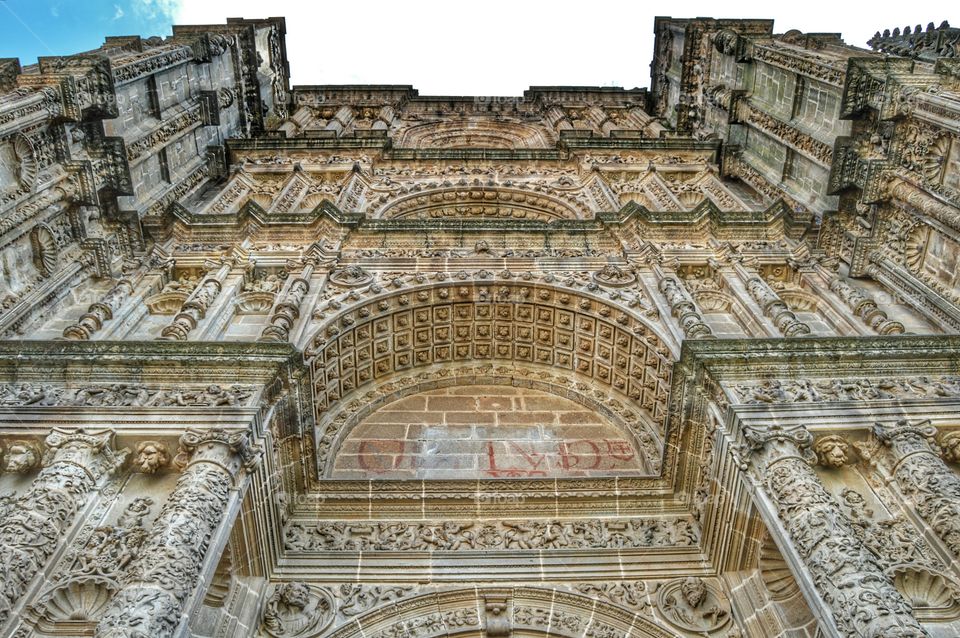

730,375,960,404
284,516,699,552
0,383,255,407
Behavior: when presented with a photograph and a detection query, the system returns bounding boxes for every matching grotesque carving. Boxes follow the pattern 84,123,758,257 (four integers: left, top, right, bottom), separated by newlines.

132,441,170,474
1,440,41,473
938,430,960,463
813,434,853,468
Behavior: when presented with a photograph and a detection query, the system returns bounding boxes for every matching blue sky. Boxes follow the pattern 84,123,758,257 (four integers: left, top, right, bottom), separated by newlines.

0,0,179,65
0,1,955,94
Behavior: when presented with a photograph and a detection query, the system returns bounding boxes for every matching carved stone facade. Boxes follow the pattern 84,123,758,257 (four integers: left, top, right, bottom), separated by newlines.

0,12,959,638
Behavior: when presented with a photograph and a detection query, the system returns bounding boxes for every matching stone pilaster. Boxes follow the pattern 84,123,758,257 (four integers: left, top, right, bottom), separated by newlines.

654,267,714,339
0,429,125,625
743,273,811,337
158,260,232,341
874,419,960,559
95,429,261,638
259,258,316,342
828,277,904,335
742,423,927,638
62,278,135,340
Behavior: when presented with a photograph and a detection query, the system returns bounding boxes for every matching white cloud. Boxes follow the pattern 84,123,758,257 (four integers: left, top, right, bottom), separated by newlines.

134,0,180,23
174,0,959,95
113,5,125,20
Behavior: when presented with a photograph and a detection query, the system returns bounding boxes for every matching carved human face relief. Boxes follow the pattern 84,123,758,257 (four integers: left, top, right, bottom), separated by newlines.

133,441,170,473
1,441,40,473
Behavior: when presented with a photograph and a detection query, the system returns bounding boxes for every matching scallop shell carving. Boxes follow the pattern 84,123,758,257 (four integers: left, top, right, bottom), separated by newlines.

43,580,115,623
759,535,801,601
13,133,38,193
30,222,59,276
892,567,960,619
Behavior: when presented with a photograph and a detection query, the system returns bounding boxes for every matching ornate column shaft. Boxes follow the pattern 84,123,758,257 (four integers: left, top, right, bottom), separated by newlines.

96,429,261,638
259,259,316,342
743,424,927,638
63,278,135,339
875,419,960,558
741,270,810,337
654,267,713,339
828,276,904,335
0,429,125,624
158,260,232,341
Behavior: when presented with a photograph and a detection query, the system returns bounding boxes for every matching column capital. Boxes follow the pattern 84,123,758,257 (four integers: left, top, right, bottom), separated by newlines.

174,428,262,477
874,418,938,448
43,427,127,483
740,423,816,469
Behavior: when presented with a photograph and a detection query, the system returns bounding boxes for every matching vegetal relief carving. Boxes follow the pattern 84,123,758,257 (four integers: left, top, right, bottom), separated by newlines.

28,497,154,630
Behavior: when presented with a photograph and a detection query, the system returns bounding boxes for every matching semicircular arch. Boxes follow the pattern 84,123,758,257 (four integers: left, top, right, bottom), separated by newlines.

305,276,676,480
373,186,586,221
321,585,681,638
318,362,663,478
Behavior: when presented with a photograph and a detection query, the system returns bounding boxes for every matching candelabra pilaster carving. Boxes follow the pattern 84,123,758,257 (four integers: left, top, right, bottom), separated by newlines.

875,419,960,559
259,259,316,342
745,275,811,337
0,429,125,625
95,429,261,638
829,277,904,335
656,271,714,339
158,261,232,341
62,279,135,340
742,423,927,638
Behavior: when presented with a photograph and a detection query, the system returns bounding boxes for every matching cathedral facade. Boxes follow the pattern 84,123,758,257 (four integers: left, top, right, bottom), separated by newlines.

1,13,960,638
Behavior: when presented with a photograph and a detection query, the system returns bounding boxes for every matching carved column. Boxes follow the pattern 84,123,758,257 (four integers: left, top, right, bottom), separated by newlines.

654,267,713,339
0,429,125,625
158,260,232,341
742,272,810,337
874,419,960,558
828,277,904,335
96,429,261,638
259,258,316,342
63,278,135,339
742,424,927,638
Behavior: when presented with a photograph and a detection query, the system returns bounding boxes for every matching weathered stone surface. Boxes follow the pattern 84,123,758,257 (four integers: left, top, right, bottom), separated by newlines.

0,11,959,638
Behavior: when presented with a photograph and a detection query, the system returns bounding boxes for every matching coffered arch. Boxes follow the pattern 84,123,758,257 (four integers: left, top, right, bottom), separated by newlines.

373,185,587,220
396,118,557,149
305,278,676,480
